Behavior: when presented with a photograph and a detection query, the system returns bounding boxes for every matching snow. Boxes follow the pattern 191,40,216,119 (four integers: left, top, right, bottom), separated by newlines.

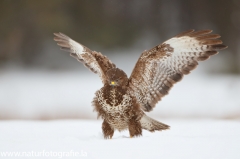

0,54,240,158
1,59,240,158
0,67,240,119
0,119,239,159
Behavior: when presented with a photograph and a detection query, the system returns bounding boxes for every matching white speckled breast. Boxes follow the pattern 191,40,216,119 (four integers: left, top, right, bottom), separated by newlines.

96,89,132,130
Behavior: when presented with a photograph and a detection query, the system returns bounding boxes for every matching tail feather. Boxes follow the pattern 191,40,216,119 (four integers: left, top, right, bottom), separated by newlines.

140,114,170,132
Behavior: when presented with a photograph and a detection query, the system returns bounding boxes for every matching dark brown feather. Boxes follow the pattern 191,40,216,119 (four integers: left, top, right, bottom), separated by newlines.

197,55,210,61
143,103,153,112
187,62,198,70
196,34,221,40
210,44,228,50
171,73,183,82
201,39,223,45
205,51,218,56
102,120,114,139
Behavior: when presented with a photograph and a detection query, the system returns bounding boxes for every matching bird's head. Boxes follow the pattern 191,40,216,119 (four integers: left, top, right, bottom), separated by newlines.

106,68,128,87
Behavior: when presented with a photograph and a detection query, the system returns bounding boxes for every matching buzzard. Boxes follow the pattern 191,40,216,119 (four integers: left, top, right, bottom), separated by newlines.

54,30,227,139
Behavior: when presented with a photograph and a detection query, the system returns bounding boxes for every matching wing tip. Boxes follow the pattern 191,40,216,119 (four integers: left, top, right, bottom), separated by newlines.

53,32,70,41
211,44,228,50
175,29,216,38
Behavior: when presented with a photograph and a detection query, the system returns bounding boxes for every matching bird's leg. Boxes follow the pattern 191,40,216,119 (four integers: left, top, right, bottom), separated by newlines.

128,118,142,138
102,120,114,139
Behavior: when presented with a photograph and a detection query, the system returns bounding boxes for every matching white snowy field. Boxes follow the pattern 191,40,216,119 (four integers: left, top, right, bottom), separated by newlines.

0,66,240,119
1,65,240,158
0,119,239,159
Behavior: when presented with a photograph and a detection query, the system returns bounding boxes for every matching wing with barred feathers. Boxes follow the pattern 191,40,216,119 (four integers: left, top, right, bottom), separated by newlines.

129,30,227,112
53,33,116,84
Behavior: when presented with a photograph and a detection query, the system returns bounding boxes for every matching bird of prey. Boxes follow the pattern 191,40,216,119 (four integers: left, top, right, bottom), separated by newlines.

54,30,227,139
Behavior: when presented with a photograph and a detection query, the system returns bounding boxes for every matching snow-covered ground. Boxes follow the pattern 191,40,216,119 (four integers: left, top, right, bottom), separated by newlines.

0,54,240,158
0,119,239,159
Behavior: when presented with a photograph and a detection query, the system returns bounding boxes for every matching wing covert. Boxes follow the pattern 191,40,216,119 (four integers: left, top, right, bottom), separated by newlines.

129,30,227,112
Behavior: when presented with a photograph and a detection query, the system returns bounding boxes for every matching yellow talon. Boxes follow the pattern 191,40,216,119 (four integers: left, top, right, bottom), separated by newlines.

130,135,133,138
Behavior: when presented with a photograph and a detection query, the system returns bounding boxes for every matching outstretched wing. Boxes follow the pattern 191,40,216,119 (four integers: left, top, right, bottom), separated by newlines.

129,30,227,112
54,33,116,84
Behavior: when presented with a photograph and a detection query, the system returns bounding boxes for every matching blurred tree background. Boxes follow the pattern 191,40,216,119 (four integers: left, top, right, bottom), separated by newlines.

0,0,239,73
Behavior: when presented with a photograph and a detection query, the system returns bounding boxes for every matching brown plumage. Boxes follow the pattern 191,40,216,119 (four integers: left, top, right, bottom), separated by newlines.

53,30,227,139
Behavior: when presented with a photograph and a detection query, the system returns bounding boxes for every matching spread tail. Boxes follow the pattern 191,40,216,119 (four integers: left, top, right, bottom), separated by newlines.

140,114,170,132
